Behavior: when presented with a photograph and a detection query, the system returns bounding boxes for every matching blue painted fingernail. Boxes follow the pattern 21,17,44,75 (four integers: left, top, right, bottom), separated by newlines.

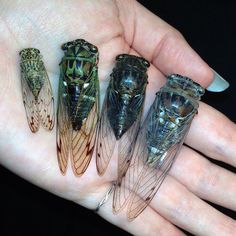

206,69,230,92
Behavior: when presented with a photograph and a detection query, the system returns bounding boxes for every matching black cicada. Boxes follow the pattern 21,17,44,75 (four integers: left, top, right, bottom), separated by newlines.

57,39,99,176
114,74,205,219
96,54,150,181
19,48,55,132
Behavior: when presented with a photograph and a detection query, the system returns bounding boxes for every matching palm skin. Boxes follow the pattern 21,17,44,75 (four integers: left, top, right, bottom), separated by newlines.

0,1,235,235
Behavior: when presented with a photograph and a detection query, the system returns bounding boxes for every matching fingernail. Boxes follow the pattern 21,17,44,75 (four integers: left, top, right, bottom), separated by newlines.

206,69,230,92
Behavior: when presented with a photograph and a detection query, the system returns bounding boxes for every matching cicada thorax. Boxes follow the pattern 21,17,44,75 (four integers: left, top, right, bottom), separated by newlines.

60,40,98,131
20,48,45,98
107,54,150,140
146,74,205,166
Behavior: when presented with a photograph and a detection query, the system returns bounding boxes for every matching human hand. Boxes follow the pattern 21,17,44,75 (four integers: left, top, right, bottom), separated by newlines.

0,0,235,235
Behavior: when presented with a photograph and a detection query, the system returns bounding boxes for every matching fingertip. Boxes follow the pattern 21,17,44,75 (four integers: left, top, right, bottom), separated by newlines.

151,32,214,88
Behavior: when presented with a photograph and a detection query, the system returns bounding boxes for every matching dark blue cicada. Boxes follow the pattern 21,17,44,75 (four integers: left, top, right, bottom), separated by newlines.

96,54,150,180
114,74,205,219
57,39,99,176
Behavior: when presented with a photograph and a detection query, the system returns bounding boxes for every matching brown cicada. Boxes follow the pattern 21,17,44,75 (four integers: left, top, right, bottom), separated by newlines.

19,48,54,132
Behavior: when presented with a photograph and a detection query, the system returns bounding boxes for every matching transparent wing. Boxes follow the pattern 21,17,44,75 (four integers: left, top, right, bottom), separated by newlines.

37,68,55,130
71,100,99,176
126,116,192,220
127,142,181,220
113,95,145,213
96,90,117,176
57,76,71,175
21,72,39,133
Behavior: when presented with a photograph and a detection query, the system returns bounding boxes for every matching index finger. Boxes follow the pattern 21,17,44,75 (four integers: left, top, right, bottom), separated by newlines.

117,0,213,87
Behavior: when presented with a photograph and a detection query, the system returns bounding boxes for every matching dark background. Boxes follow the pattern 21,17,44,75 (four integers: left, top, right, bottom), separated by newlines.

1,1,235,235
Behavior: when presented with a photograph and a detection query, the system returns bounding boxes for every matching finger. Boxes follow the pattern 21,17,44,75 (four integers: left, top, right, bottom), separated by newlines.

116,0,213,87
169,145,236,211
150,176,236,236
128,48,167,115
92,182,186,236
186,102,236,167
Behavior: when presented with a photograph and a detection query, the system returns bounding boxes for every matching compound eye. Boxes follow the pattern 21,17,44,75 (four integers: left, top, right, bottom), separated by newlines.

91,45,98,53
116,54,126,61
142,59,150,67
31,48,40,54
61,42,69,50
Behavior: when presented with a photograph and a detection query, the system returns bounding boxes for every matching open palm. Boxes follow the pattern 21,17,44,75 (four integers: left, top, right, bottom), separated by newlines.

0,1,235,235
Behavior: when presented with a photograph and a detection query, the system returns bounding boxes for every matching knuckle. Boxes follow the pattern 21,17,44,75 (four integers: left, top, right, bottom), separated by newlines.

197,161,219,192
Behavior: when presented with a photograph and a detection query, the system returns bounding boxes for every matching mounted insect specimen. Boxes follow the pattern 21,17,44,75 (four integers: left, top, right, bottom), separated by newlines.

96,54,150,181
19,48,54,133
57,39,99,176
113,74,205,220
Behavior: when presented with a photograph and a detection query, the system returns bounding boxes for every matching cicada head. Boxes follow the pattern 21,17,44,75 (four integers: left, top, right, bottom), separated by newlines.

61,39,99,65
160,74,204,124
114,54,149,97
167,74,205,100
116,54,150,73
60,39,99,85
19,48,41,61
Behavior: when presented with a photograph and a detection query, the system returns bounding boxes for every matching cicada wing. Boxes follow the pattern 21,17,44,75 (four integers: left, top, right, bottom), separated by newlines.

21,72,39,133
127,143,181,220
113,95,145,213
96,92,116,176
57,76,71,175
113,119,147,213
37,68,55,130
126,121,192,220
71,101,99,176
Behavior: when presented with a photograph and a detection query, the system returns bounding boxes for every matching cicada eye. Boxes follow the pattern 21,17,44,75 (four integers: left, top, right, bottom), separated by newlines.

198,86,205,96
116,54,125,61
142,59,150,68
61,43,69,50
61,41,76,50
33,48,40,54
91,46,98,53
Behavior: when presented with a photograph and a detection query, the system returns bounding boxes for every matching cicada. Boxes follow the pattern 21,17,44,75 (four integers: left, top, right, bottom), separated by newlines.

57,39,99,176
19,48,54,132
113,74,205,220
96,54,150,180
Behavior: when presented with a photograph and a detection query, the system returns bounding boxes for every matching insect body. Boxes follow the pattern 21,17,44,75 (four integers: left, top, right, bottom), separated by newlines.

57,39,99,176
96,54,149,180
19,48,54,132
113,74,205,219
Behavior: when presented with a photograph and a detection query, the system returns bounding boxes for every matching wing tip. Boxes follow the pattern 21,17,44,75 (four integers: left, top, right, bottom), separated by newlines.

96,163,107,176
72,167,86,177
29,125,39,133
59,166,67,176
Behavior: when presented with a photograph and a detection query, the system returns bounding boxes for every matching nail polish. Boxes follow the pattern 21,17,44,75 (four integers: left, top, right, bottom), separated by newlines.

206,70,230,92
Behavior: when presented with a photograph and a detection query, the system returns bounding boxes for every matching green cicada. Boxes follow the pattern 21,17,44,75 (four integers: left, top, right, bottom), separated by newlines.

57,39,99,176
19,48,55,132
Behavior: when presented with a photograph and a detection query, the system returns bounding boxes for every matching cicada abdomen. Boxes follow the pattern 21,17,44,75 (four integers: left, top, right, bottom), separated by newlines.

116,74,205,220
97,54,149,209
19,48,55,133
57,39,99,176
